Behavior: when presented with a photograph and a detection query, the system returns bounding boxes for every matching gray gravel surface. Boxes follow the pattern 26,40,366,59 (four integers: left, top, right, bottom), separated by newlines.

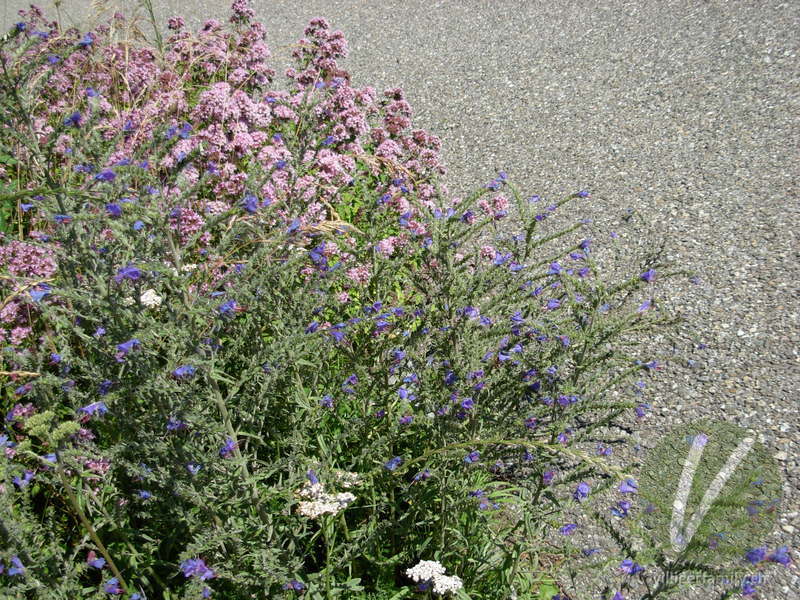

3,1,799,597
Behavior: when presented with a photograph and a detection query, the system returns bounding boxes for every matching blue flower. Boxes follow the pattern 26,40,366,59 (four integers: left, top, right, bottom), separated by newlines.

559,523,578,535
63,111,82,127
241,194,259,214
132,220,145,231
105,203,122,218
138,490,152,500
172,365,196,379
282,580,305,591
611,501,631,518
95,169,116,182
104,577,123,594
545,298,561,311
640,269,656,283
186,462,202,476
218,299,240,317
180,558,215,580
13,470,34,489
413,469,431,482
384,456,402,471
114,263,141,283
319,395,334,408
619,559,644,575
767,546,792,566
464,450,480,464
745,547,766,565
88,555,106,569
618,478,638,494
576,190,590,198
219,438,236,458
78,33,94,47
115,339,141,362
573,482,590,502
79,401,108,418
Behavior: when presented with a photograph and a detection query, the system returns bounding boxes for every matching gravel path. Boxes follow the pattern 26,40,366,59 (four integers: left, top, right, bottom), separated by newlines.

3,1,798,597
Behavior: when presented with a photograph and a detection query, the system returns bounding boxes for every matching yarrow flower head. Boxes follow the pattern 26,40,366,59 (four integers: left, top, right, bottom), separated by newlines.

140,289,162,308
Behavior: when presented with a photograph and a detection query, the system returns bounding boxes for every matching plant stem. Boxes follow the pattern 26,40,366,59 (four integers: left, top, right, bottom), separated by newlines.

56,465,129,594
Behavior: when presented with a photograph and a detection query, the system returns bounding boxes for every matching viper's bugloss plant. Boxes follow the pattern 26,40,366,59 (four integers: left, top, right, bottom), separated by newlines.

1,3,788,599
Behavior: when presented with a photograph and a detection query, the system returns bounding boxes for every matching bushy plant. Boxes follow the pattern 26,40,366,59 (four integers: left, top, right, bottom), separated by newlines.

0,3,789,599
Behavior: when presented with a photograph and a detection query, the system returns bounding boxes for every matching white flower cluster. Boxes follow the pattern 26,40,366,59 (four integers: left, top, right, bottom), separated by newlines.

334,469,362,489
140,289,162,308
295,478,356,519
432,575,464,595
405,560,463,596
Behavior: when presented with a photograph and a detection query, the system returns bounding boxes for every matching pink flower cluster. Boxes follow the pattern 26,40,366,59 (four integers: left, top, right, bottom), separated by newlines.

1,0,453,346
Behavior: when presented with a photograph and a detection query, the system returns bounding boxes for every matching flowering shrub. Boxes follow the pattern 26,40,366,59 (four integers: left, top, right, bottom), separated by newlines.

0,3,789,599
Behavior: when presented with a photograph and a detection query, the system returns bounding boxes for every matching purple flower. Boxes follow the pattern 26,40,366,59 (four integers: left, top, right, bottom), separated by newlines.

582,548,601,557
104,577,123,594
547,262,562,275
767,546,792,566
87,554,106,569
78,33,94,47
166,417,186,432
399,415,413,425
559,523,578,535
745,547,767,565
114,263,141,283
619,478,638,494
741,575,760,596
543,470,556,485
63,111,82,127
215,437,236,459
282,580,305,591
611,501,631,518
180,558,216,581
619,559,644,575
320,395,334,408
218,299,240,317
13,470,34,489
612,593,625,600
132,220,144,231
464,450,480,464
640,269,656,283
186,462,202,476
93,379,111,396
413,469,431,482
94,169,116,182
545,298,561,311
573,482,590,502
384,456,402,471
79,401,108,418
106,203,122,218
241,194,259,214
577,190,590,198
115,338,141,362
138,490,152,500
172,365,196,379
